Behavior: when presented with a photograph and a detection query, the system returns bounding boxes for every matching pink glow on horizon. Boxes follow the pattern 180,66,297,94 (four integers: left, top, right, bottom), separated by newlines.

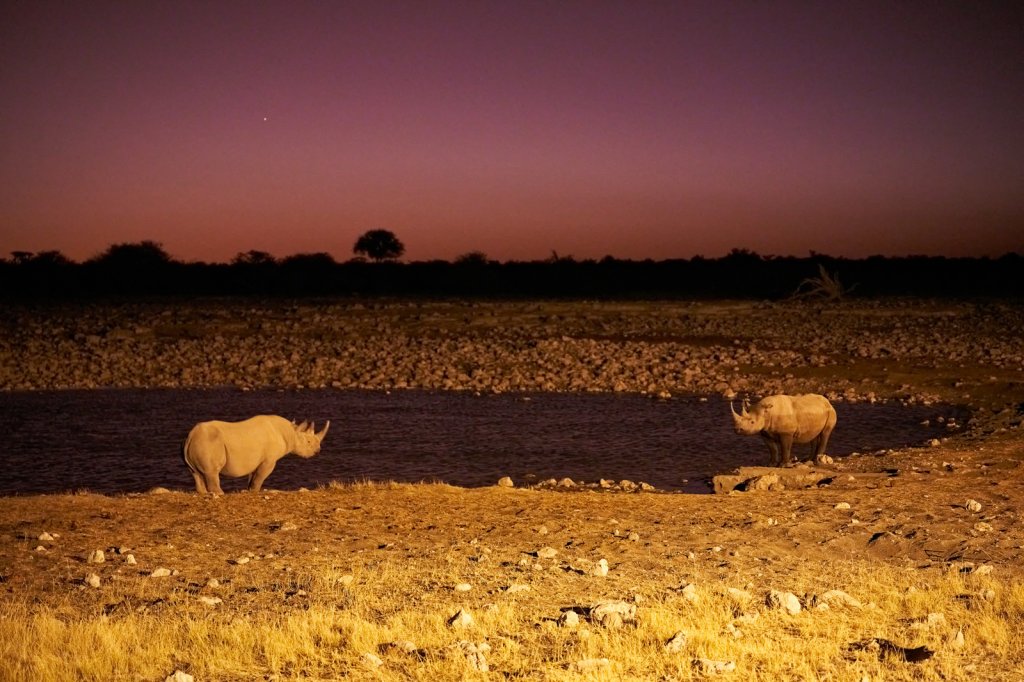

1,3,1021,263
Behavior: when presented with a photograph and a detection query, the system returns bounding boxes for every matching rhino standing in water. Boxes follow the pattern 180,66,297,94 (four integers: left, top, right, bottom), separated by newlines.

183,416,329,494
730,394,836,467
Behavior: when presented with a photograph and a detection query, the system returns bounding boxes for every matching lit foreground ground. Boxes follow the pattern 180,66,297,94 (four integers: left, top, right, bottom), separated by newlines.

1,431,1022,681
1,299,1022,680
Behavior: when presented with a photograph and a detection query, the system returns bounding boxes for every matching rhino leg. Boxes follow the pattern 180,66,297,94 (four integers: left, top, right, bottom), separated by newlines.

191,471,209,495
764,438,781,467
248,461,278,493
778,433,795,467
203,471,225,496
815,426,834,457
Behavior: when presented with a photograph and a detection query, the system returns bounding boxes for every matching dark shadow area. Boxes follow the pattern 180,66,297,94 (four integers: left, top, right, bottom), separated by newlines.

1,243,1021,299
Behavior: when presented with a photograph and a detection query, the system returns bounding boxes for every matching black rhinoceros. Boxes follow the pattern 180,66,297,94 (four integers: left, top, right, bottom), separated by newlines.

183,416,329,494
730,394,836,467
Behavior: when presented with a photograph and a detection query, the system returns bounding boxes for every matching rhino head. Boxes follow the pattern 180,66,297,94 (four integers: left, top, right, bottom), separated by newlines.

293,420,330,458
730,399,764,435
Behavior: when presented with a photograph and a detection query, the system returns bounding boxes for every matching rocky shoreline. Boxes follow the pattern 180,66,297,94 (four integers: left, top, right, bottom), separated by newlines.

3,298,1022,426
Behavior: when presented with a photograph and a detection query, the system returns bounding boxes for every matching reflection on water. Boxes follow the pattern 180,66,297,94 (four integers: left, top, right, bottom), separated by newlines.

0,389,965,495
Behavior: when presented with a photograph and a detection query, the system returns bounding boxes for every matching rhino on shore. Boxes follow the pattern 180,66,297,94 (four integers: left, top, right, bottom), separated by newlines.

183,416,329,494
730,394,836,467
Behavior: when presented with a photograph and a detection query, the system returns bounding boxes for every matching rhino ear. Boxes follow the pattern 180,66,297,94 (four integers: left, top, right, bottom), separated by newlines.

297,420,310,432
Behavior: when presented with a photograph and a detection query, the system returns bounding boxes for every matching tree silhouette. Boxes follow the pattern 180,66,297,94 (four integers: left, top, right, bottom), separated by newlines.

88,240,172,268
353,229,405,262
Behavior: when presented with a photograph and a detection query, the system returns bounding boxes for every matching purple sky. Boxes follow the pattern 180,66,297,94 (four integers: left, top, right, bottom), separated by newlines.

2,1,1021,263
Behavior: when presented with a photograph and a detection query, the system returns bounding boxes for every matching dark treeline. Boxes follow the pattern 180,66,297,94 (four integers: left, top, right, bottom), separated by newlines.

2,243,1021,299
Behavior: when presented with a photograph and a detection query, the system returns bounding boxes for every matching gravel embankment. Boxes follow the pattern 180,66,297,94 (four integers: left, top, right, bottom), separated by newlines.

2,299,1022,428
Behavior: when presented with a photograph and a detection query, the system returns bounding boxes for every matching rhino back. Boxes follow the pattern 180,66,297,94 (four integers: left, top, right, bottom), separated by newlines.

790,394,836,441
204,416,293,478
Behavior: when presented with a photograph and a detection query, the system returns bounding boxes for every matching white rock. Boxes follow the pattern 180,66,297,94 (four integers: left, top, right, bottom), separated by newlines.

206,578,220,588
819,590,862,608
274,522,298,532
125,554,137,565
447,609,474,628
34,545,46,553
88,550,105,564
966,499,982,513
233,556,250,565
559,610,580,627
591,558,609,577
664,631,688,652
573,658,611,673
681,583,699,603
197,596,222,606
589,600,636,628
767,590,801,615
627,531,640,542
454,582,472,592
974,522,994,533
38,532,54,542
974,564,993,576
536,546,557,559
337,574,354,586
496,476,514,488
164,671,194,682
693,658,736,674
85,573,101,588
834,502,851,510
151,568,171,578
455,641,489,671
726,587,752,603
360,652,383,668
504,583,531,594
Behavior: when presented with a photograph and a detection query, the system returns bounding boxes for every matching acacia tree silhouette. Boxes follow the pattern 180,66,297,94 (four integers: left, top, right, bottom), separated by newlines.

353,229,405,262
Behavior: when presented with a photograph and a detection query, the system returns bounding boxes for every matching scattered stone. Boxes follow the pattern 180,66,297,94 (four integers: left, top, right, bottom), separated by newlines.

85,573,101,588
150,568,172,578
504,583,531,595
834,502,851,510
559,610,580,627
680,583,699,603
973,522,994,533
589,600,637,628
496,476,514,488
447,609,474,628
767,590,802,615
149,487,172,495
233,556,250,565
638,482,655,492
125,554,137,565
197,596,222,606
273,522,298,532
556,478,576,488
206,578,220,588
966,499,983,513
664,631,688,652
455,641,489,671
726,587,752,603
164,671,193,682
693,658,736,674
454,582,472,592
928,439,941,447
591,558,609,577
338,574,354,586
536,546,558,559
973,564,994,576
38,532,54,542
815,454,834,465
627,531,640,542
34,545,46,553
572,658,611,673
536,525,548,535
88,550,105,564
818,590,862,609
360,652,383,668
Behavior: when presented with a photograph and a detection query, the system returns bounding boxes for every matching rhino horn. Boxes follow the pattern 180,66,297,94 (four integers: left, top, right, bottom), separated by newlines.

316,420,330,441
730,401,743,425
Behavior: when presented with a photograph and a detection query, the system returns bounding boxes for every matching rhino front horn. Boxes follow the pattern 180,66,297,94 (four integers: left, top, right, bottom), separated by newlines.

316,420,330,441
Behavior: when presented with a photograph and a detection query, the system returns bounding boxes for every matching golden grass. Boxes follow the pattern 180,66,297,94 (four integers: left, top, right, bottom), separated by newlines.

3,557,1022,681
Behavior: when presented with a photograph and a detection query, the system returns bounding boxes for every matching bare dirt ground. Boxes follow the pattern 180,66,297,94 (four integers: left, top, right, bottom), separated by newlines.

0,298,1022,680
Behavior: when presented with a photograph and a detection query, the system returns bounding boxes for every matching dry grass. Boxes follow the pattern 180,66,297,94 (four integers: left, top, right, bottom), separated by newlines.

1,563,1021,680
2,477,1023,681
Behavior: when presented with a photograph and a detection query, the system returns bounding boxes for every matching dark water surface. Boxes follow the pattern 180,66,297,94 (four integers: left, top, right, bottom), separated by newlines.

0,389,965,495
